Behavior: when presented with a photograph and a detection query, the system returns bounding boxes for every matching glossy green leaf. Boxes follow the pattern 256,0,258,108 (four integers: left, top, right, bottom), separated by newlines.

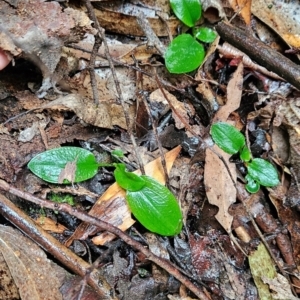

193,27,217,43
247,158,279,187
245,174,260,193
165,34,205,73
28,147,99,183
170,0,202,27
114,164,146,192
211,122,245,154
240,145,252,162
126,176,183,236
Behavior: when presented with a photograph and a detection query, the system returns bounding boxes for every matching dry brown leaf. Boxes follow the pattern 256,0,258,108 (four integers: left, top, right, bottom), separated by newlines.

31,94,135,130
93,5,180,37
228,0,251,25
0,252,19,300
204,147,236,232
66,146,181,246
35,217,67,234
262,274,300,300
204,63,243,233
0,1,95,97
149,89,195,129
252,0,300,48
213,62,244,123
0,225,62,300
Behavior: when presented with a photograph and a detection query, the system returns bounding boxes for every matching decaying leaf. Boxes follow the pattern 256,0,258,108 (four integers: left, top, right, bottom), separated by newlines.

252,0,300,48
204,63,243,233
93,2,180,37
0,225,63,300
28,94,136,130
262,274,300,300
0,1,95,97
204,147,236,232
66,146,181,246
275,98,300,207
149,89,195,130
249,243,277,300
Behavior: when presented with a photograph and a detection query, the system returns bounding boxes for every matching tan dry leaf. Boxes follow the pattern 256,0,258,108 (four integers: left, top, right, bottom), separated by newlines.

228,0,251,25
252,0,300,48
213,62,243,123
204,147,236,233
204,62,243,233
262,274,300,300
93,5,180,37
0,1,95,97
149,89,195,129
35,217,67,234
36,94,135,130
0,225,62,300
66,146,182,246
0,252,19,300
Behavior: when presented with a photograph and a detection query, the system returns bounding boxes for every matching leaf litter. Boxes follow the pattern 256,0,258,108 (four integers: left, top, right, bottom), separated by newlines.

0,0,300,299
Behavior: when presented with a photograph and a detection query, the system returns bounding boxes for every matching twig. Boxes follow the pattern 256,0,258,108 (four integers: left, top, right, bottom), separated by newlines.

0,179,209,300
139,91,169,185
84,0,145,175
88,34,102,105
136,12,166,55
0,192,115,300
215,22,300,90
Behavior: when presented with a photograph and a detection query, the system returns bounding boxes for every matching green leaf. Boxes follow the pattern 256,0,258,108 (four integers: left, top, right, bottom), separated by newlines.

193,27,217,43
112,149,124,159
170,0,202,27
28,147,99,183
165,34,205,73
126,176,183,236
211,122,245,154
247,158,279,187
240,145,252,162
245,174,260,193
114,164,146,192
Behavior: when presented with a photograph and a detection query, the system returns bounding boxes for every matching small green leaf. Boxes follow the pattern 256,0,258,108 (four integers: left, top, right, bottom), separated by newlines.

28,147,99,183
170,0,202,27
114,164,146,192
247,158,279,187
165,34,205,73
211,122,245,154
193,27,217,43
245,174,260,193
240,145,252,162
112,149,124,159
126,176,183,236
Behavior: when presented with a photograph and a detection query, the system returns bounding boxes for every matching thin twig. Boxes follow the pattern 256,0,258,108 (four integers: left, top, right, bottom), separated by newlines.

0,179,209,300
139,91,169,185
84,0,145,174
88,34,102,105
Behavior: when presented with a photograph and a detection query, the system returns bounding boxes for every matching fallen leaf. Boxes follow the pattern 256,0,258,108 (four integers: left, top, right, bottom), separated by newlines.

93,3,180,37
35,217,67,234
29,94,136,130
204,63,243,233
204,146,236,232
249,243,277,300
0,225,63,300
0,1,95,97
252,0,300,48
262,274,300,300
